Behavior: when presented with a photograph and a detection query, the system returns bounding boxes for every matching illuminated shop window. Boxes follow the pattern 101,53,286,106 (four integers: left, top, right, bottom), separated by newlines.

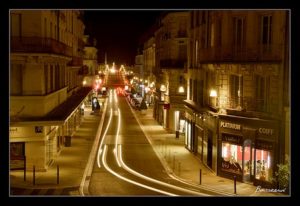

221,143,243,175
255,149,273,182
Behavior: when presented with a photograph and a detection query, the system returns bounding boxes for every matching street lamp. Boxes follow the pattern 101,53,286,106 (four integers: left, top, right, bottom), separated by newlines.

209,89,217,107
178,86,185,93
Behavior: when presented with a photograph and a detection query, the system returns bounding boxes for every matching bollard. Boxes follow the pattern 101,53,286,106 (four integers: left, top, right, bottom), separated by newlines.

199,169,202,185
57,165,59,184
33,165,35,185
234,175,237,194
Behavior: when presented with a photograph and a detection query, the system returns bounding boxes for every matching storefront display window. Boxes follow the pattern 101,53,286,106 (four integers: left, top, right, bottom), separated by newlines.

221,143,243,175
255,149,273,182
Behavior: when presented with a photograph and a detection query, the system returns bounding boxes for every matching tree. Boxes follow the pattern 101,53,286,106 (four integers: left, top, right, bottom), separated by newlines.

273,155,290,191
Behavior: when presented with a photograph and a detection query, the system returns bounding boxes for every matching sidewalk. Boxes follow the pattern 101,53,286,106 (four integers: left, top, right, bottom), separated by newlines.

10,105,101,195
132,105,287,197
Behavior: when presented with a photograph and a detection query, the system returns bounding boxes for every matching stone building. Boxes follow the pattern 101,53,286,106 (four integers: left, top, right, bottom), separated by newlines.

153,11,188,134
10,10,88,171
185,10,290,187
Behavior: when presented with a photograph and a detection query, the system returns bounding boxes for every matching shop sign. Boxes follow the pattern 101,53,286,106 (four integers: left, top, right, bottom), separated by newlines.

256,140,273,151
258,128,274,136
222,134,242,145
220,121,241,130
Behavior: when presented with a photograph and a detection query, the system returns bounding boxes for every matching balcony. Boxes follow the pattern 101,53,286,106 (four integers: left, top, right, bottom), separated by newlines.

68,56,83,67
218,96,275,119
11,36,73,57
160,59,186,68
199,44,283,63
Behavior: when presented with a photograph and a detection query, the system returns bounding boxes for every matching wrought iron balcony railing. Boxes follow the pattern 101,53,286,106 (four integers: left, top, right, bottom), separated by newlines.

198,44,283,62
218,96,270,113
11,36,73,57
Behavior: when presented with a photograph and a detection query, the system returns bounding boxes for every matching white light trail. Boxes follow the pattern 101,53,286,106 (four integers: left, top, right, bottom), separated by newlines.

118,145,209,196
109,89,113,103
114,89,118,103
114,108,121,167
97,108,113,168
102,145,177,196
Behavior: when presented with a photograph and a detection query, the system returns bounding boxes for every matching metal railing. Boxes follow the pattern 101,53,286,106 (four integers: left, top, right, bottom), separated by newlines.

219,96,269,113
11,36,73,57
199,44,283,62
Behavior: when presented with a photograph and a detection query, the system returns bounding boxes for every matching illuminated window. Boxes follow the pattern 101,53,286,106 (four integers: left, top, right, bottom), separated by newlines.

255,149,273,182
221,143,243,175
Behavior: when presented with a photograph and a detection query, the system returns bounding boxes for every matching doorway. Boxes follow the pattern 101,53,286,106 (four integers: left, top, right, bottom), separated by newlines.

243,139,254,182
207,130,213,169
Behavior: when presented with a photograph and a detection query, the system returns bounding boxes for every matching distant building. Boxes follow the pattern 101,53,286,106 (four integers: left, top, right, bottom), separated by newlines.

153,11,188,134
83,35,98,76
10,10,88,171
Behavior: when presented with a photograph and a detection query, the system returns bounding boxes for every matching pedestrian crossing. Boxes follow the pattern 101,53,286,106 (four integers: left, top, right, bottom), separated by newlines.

10,187,80,196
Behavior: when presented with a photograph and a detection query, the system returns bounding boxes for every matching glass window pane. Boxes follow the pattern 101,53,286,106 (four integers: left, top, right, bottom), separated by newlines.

255,149,273,182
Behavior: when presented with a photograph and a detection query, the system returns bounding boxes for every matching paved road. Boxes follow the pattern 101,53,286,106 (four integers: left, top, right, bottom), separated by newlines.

88,88,223,196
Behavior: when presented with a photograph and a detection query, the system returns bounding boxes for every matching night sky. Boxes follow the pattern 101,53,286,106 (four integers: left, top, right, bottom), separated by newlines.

83,10,162,66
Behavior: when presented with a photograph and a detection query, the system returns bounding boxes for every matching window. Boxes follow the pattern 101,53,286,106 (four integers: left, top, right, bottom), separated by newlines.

10,64,22,95
196,11,200,26
55,64,59,90
233,17,245,50
195,40,198,67
178,45,187,61
197,80,204,106
50,65,54,92
255,149,273,182
44,64,48,94
193,79,198,102
261,15,272,45
11,13,22,37
189,78,193,100
221,143,243,175
190,11,194,29
216,19,222,47
44,18,47,38
229,75,243,109
255,75,270,112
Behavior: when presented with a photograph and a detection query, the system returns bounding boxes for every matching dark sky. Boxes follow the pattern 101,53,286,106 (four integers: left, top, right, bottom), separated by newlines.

83,10,162,66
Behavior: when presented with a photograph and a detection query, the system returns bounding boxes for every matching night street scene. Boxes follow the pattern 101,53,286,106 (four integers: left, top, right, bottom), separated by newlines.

9,9,291,197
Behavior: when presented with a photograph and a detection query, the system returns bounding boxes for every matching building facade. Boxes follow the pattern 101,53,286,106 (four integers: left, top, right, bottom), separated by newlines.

153,11,188,134
10,10,88,171
184,10,290,187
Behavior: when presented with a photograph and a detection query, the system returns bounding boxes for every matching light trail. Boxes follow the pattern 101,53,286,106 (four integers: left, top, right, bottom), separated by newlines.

118,145,210,196
124,95,231,196
101,145,177,196
97,108,113,168
114,108,121,167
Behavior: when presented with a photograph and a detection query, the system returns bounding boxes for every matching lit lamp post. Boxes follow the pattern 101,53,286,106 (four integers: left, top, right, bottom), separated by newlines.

210,89,217,107
178,86,185,93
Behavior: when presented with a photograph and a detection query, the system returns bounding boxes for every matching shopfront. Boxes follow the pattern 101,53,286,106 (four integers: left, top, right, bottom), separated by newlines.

218,115,278,187
184,105,218,171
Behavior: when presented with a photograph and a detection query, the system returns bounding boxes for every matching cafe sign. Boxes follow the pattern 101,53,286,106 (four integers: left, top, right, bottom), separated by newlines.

220,121,241,131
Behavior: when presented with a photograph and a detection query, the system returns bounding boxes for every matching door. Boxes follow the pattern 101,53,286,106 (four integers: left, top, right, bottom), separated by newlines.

207,130,213,169
243,139,253,182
